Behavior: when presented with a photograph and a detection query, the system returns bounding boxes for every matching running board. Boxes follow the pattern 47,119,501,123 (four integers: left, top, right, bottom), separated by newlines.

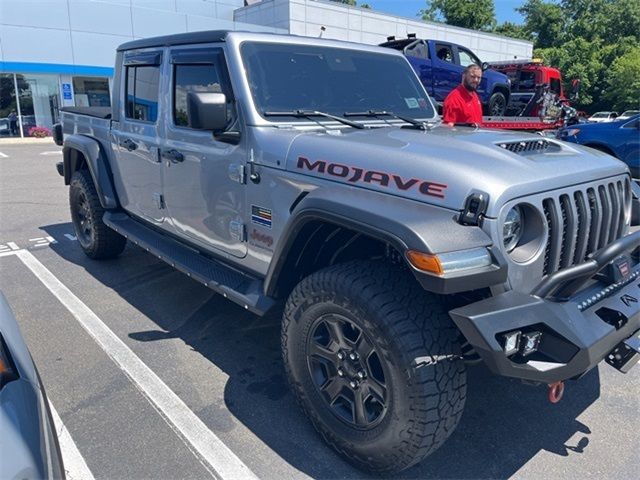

103,212,275,315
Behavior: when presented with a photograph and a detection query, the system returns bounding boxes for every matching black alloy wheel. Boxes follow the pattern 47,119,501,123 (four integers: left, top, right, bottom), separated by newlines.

69,169,126,259
307,313,387,429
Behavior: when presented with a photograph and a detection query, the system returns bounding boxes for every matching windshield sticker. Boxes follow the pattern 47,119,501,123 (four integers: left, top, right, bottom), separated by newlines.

297,156,447,199
404,98,419,109
251,205,273,228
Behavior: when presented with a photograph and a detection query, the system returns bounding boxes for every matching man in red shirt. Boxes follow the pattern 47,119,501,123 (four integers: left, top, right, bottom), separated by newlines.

442,64,483,125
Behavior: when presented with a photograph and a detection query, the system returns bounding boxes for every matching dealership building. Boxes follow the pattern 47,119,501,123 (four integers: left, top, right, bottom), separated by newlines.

0,0,532,137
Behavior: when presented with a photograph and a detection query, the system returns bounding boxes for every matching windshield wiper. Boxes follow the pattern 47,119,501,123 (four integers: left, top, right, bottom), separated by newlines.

263,110,366,129
344,110,435,130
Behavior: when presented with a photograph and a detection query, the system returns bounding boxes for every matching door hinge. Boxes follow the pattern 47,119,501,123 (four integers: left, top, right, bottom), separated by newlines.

152,193,165,210
229,164,246,184
229,221,246,242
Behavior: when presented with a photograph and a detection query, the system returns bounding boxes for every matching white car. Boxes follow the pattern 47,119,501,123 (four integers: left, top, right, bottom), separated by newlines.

618,110,640,120
588,111,618,122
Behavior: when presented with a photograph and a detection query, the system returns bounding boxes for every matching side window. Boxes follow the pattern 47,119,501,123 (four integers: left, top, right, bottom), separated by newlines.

405,42,429,60
622,119,639,129
458,48,480,67
550,78,562,95
435,44,454,63
124,65,160,122
173,64,222,127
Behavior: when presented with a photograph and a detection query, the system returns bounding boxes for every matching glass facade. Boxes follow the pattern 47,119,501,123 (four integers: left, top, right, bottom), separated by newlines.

0,73,111,138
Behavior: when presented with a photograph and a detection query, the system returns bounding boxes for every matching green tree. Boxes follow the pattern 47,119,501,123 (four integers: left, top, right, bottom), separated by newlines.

420,0,496,31
517,0,565,48
493,22,532,41
604,47,640,112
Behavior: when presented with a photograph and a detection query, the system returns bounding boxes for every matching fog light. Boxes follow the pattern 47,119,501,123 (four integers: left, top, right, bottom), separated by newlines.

521,331,542,356
502,331,521,356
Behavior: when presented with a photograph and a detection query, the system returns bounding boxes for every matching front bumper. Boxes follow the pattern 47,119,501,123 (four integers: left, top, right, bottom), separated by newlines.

450,231,640,383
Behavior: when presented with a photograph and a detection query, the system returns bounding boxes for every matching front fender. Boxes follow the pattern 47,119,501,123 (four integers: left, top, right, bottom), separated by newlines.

62,135,119,209
265,187,506,295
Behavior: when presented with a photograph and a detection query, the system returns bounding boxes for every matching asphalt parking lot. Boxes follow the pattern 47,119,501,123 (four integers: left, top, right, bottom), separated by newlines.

1,141,638,479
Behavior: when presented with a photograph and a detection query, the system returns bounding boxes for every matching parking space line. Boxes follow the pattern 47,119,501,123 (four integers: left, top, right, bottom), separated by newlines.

48,401,95,480
15,249,259,480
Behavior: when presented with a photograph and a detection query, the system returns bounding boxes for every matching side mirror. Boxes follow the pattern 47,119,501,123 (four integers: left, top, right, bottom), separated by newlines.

481,62,489,71
187,92,228,131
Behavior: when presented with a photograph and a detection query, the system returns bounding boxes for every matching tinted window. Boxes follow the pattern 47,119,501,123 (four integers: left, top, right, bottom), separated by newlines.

241,42,435,120
125,65,159,122
405,41,429,60
435,44,454,63
550,78,561,95
174,64,222,127
458,48,480,67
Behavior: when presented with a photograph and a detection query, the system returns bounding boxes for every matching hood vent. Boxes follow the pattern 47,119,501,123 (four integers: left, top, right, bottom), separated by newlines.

497,139,560,155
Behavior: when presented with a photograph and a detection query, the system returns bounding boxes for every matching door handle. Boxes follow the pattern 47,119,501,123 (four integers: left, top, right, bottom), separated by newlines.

120,138,137,151
161,149,184,163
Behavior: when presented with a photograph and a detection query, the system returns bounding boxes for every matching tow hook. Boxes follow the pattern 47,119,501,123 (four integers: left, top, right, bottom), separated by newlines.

547,381,565,403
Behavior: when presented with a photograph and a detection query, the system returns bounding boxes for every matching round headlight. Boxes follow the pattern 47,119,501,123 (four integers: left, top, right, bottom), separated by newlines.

503,206,523,252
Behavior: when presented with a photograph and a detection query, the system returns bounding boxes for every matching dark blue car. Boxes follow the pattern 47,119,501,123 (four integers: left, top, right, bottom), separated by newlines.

558,114,640,181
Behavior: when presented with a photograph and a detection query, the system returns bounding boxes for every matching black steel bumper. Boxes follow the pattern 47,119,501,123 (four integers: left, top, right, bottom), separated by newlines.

450,231,640,383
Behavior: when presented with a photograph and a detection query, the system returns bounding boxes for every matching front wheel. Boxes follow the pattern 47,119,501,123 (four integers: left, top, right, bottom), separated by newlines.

69,169,126,259
487,91,507,116
282,261,466,474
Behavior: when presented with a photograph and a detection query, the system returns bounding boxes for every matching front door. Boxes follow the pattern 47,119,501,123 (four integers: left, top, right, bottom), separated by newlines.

161,46,247,258
110,50,165,224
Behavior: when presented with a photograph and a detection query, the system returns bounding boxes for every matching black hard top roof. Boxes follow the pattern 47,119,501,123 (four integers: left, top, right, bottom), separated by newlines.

117,30,231,51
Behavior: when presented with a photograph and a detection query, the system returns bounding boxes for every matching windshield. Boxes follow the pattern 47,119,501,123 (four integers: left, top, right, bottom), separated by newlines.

241,42,436,122
591,112,610,118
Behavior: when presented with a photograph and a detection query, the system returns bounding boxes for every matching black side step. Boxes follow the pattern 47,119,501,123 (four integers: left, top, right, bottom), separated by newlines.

103,212,275,315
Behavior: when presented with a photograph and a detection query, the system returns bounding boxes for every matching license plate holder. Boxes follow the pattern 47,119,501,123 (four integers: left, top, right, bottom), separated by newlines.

605,329,640,373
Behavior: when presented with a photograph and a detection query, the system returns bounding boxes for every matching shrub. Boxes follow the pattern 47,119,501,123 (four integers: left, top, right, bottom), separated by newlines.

28,126,51,138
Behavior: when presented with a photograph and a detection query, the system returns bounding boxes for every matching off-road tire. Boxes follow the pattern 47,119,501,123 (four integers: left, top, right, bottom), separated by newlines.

69,169,126,259
487,91,507,116
282,260,466,474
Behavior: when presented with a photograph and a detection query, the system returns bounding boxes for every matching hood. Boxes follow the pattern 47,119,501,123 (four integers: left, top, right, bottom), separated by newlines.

280,125,627,217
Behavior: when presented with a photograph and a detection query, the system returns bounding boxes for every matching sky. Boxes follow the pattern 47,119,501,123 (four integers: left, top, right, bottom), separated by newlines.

363,0,525,25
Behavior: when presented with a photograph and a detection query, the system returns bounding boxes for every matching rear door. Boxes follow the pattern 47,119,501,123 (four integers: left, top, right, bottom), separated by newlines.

403,41,433,96
161,46,247,258
110,50,166,224
432,43,460,102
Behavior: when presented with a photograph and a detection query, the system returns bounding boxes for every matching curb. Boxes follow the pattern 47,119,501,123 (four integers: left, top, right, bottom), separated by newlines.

0,137,57,146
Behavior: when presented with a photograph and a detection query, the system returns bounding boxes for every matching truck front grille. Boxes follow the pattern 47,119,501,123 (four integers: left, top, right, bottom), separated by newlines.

542,178,631,276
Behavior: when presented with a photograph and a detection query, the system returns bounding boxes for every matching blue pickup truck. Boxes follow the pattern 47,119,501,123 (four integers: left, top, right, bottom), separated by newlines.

380,35,511,116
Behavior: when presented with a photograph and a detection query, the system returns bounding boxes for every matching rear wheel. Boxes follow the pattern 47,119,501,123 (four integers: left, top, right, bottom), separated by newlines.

282,261,466,474
69,169,126,259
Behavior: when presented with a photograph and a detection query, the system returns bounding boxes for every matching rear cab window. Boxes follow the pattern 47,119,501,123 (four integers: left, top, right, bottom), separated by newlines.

123,51,162,122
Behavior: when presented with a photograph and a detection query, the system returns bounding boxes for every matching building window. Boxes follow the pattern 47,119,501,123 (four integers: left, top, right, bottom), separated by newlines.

1,73,58,137
73,77,111,107
125,66,160,122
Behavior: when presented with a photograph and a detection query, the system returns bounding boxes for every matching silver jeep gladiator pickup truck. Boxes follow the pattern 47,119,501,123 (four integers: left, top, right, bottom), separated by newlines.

54,30,640,474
